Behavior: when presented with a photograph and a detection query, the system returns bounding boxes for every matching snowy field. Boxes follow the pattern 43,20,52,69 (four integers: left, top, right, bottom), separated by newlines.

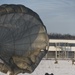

0,60,75,75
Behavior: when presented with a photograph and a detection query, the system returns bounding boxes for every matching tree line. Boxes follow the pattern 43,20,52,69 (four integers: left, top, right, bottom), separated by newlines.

48,33,75,40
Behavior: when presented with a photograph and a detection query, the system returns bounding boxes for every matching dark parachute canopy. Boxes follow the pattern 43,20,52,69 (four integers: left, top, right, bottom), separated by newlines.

0,4,49,75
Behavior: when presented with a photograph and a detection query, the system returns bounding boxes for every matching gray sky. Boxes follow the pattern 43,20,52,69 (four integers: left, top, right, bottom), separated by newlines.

0,0,75,34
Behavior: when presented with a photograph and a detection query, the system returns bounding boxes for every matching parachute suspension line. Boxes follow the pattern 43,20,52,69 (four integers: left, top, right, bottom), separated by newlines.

13,13,26,41
26,16,34,51
9,29,15,55
0,11,16,43
9,13,16,24
45,36,49,59
0,12,8,41
13,13,23,26
1,6,8,25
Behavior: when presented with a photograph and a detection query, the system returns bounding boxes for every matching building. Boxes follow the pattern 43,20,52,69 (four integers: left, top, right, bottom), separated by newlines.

46,33,75,60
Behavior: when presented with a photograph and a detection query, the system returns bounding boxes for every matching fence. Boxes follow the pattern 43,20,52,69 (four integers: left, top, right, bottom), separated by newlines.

44,51,75,60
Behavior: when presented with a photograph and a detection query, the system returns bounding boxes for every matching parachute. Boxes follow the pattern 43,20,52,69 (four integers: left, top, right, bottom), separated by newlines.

0,4,49,75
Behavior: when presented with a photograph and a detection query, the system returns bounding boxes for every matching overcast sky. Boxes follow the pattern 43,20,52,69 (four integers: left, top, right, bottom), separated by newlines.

0,0,75,34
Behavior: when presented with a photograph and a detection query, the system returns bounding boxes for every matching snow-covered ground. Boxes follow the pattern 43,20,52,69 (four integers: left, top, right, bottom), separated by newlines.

0,60,75,75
